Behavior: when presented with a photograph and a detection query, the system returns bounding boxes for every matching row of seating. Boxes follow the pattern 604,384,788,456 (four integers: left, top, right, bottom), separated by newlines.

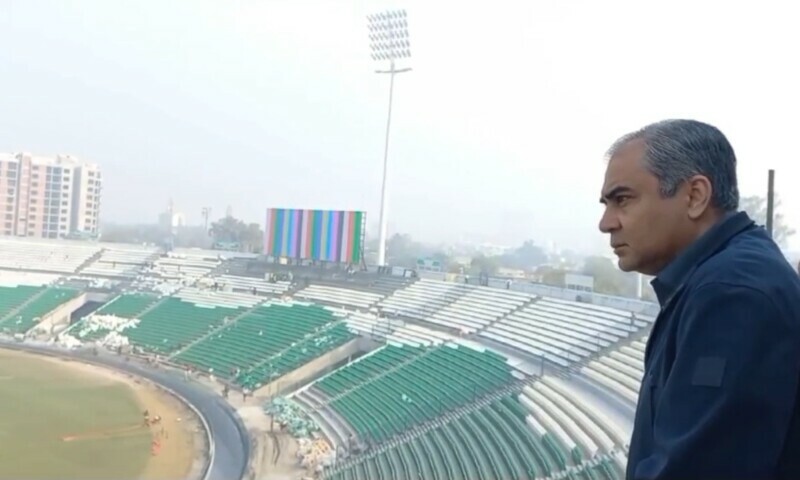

234,321,355,390
79,247,158,278
318,366,635,478
296,284,384,310
96,293,161,318
67,293,162,342
379,279,535,334
425,287,533,334
174,287,264,309
172,302,355,389
365,275,416,296
325,393,623,480
386,323,457,348
209,274,291,296
344,311,393,339
314,342,516,443
379,279,473,320
481,299,653,368
581,338,646,404
0,285,46,323
120,297,241,354
0,238,100,273
144,253,220,280
378,277,652,372
80,262,143,278
0,287,80,334
294,325,515,449
0,270,59,287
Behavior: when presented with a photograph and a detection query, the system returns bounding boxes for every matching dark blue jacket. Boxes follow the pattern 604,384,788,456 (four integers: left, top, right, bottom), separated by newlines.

627,211,800,480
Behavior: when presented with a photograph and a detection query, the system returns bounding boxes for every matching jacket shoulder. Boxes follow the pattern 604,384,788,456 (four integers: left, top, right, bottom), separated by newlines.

693,227,800,311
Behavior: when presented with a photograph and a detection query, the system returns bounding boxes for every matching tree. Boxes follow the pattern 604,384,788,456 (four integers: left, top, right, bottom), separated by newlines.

499,240,548,270
536,265,567,286
209,216,264,253
471,254,500,275
209,215,244,243
387,233,416,255
582,256,630,296
242,223,264,254
386,233,424,269
740,195,795,247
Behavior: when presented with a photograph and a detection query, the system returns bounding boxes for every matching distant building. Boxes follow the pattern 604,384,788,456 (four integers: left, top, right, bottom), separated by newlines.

496,267,526,279
158,211,186,231
0,152,102,239
564,272,594,293
474,242,512,257
416,257,444,273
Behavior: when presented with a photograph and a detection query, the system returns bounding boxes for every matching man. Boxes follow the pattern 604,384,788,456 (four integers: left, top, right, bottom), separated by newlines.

598,119,800,479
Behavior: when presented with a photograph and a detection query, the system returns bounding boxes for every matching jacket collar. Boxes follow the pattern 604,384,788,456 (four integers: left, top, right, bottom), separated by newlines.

651,211,755,306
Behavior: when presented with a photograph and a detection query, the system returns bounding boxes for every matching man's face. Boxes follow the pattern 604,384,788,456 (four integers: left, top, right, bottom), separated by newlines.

599,140,689,276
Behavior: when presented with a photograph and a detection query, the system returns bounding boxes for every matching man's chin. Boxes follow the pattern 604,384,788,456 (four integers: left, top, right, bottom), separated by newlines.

616,257,636,273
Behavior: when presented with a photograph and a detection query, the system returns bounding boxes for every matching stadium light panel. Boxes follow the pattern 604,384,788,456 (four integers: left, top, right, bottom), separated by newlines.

367,9,411,62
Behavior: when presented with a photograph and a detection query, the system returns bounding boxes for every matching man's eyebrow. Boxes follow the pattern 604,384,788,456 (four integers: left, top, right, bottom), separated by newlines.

599,185,633,204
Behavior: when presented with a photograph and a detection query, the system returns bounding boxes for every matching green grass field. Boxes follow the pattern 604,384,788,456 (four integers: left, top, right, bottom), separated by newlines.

0,350,152,479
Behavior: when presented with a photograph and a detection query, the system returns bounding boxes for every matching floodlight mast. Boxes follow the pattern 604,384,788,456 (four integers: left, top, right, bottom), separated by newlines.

368,10,411,268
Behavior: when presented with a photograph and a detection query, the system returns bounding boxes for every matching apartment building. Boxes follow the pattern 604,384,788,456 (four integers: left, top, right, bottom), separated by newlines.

0,152,101,239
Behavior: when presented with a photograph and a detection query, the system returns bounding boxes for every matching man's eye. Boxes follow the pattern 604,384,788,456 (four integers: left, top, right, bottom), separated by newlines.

616,196,631,205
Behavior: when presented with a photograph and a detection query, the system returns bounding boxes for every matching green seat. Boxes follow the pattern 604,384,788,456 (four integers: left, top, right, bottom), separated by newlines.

323,393,566,480
326,344,515,442
0,287,79,334
172,303,355,389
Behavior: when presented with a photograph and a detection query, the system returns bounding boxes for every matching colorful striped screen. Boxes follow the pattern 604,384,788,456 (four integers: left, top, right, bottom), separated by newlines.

265,209,365,263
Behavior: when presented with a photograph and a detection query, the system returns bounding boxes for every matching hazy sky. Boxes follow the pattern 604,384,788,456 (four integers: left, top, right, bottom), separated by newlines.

1,0,799,254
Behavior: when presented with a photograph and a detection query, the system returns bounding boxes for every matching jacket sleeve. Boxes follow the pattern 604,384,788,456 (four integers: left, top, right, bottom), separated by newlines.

631,282,800,480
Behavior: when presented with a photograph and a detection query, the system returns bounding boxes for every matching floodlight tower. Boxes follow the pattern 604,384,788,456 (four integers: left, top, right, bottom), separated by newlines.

368,9,411,267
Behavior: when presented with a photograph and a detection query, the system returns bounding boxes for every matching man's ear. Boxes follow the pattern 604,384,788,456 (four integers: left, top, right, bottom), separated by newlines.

686,175,713,220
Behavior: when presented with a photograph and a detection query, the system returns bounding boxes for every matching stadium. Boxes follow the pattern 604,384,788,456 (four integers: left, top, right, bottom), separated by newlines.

0,206,654,480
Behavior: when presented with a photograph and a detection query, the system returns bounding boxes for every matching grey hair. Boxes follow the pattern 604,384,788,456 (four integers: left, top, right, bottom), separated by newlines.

606,119,739,212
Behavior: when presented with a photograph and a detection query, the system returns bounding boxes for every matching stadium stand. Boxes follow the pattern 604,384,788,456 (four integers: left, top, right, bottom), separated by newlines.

0,270,59,287
0,286,80,334
324,390,624,480
379,279,534,334
122,299,236,353
0,285,45,321
424,287,533,334
535,375,631,454
98,293,161,317
385,323,457,347
145,252,220,281
80,246,159,278
173,287,263,309
67,293,162,342
481,298,653,367
379,278,472,320
296,284,384,310
581,338,646,404
172,301,356,390
344,311,393,339
0,237,100,273
366,275,417,296
108,291,253,354
300,340,520,444
209,274,291,296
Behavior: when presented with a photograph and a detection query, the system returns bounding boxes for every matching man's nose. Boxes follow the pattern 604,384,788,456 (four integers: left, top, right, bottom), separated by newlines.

599,207,620,234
